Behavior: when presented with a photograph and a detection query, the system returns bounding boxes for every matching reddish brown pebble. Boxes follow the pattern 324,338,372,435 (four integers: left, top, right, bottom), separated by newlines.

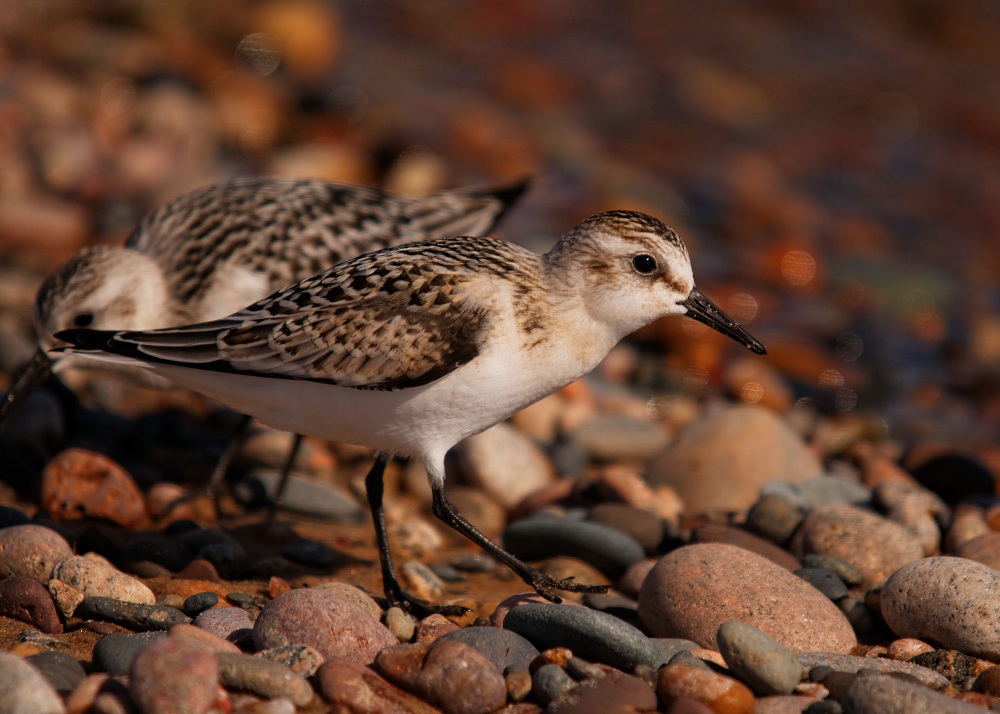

316,656,441,714
690,524,801,571
954,533,1000,570
0,575,63,634
252,588,396,664
0,524,74,583
656,662,755,714
792,503,924,588
752,695,820,713
415,613,461,643
638,544,856,653
973,665,1000,696
374,640,507,714
174,559,222,582
546,672,658,713
169,623,241,654
887,638,934,661
129,637,219,714
41,448,147,527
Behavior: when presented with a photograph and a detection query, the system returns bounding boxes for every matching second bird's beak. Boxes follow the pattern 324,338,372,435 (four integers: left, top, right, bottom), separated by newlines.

681,287,767,355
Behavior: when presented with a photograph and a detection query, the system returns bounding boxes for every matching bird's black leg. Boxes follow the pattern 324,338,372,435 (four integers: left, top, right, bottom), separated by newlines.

365,454,467,617
431,484,608,600
266,433,304,520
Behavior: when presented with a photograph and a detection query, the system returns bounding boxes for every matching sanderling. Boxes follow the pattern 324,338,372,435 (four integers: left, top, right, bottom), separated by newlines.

55,210,766,613
3,176,525,509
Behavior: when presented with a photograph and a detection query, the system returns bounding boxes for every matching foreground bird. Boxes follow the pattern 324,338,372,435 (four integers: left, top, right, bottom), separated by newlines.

3,176,526,509
55,210,766,612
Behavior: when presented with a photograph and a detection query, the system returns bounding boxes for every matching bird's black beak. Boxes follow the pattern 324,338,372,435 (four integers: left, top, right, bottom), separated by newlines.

681,287,767,355
1,347,54,426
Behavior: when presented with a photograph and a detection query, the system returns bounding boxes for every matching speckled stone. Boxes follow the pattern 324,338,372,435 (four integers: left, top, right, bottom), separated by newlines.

256,644,325,677
792,503,924,588
313,581,384,620
691,523,801,571
0,651,66,714
51,554,155,604
129,637,219,714
881,557,1000,661
638,544,855,653
194,605,255,648
716,620,803,695
0,524,73,583
842,672,983,713
253,588,396,664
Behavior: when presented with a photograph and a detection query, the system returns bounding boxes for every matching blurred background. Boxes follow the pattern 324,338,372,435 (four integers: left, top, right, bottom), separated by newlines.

2,0,1000,445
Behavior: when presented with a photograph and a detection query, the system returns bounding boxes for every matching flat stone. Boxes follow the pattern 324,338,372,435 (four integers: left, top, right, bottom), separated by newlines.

716,620,802,695
638,544,855,653
0,651,66,714
253,587,396,664
842,672,984,713
503,515,645,577
75,596,190,631
0,524,73,583
216,651,313,707
797,652,949,689
502,601,663,671
244,469,365,522
93,632,168,676
881,557,1000,661
568,412,670,462
52,554,156,604
647,404,821,516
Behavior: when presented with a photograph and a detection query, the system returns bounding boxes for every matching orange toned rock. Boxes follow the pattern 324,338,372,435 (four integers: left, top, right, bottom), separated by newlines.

42,448,147,527
724,357,793,412
657,662,755,713
252,0,341,82
860,456,917,489
886,638,934,661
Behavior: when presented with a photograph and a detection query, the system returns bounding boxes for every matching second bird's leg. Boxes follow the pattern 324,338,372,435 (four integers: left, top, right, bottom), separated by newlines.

364,453,468,617
266,433,304,520
430,485,609,600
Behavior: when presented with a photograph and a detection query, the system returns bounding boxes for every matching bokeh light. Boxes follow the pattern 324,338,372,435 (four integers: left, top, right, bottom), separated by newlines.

780,249,816,288
740,381,764,404
727,292,759,323
236,33,283,76
834,332,864,362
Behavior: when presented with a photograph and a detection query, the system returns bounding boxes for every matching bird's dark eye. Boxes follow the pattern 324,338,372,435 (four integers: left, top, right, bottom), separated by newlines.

72,312,94,328
631,254,657,275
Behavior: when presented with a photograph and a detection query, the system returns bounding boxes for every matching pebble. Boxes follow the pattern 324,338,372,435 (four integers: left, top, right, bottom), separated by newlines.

75,596,190,631
588,502,664,553
568,412,671,461
944,505,990,552
972,665,1000,696
638,544,856,653
401,560,447,600
532,663,576,705
618,559,657,598
549,672,659,713
767,476,871,511
252,588,396,664
502,601,663,671
841,672,984,713
440,625,540,673
793,568,848,601
374,639,508,714
456,422,555,509
909,649,978,688
792,503,924,587
312,582,384,620
503,515,645,576
415,613,461,643
646,404,821,515
40,448,147,527
183,591,220,617
506,670,533,702
315,656,441,714
716,620,802,695
0,524,74,582
26,651,86,696
0,506,31,528
796,652,948,689
62,673,129,714
953,533,1000,570
385,606,417,643
244,469,365,522
800,555,865,588
0,574,63,633
691,523,801,571
217,651,313,707
93,631,168,676
753,695,821,713
881,556,1000,660
886,638,935,661
257,644,325,677
169,623,241,654
745,492,804,545
446,486,507,539
656,662,755,714
0,651,66,714
46,579,84,620
194,606,255,648
130,637,219,714
909,453,995,505
52,553,156,604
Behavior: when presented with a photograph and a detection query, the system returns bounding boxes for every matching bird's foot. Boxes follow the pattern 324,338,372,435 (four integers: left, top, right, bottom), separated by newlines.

384,584,469,619
530,571,609,602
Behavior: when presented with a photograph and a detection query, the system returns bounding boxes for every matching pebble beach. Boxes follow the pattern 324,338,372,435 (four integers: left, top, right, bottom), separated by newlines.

3,2,1000,713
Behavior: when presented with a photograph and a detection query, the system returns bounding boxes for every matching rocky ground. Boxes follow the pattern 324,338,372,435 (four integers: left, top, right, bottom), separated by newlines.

3,1,1000,713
